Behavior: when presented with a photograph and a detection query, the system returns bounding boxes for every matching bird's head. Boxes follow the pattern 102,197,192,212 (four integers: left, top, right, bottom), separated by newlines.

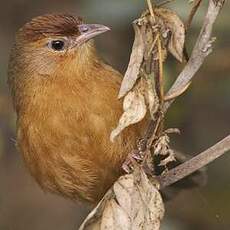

8,13,110,111
9,13,110,76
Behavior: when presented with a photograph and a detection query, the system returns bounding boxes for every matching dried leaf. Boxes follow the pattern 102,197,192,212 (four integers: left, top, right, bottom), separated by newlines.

79,190,115,230
154,134,176,167
154,135,170,156
158,149,176,166
79,169,165,230
155,8,185,62
118,22,145,99
110,88,147,142
101,200,130,230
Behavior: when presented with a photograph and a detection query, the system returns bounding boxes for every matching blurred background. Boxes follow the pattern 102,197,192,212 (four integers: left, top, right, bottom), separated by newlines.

0,0,229,229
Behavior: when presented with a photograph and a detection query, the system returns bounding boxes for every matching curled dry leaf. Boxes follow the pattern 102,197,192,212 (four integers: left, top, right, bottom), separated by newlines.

111,76,159,142
155,8,185,62
154,134,176,167
118,22,145,99
79,168,164,230
110,85,147,142
158,149,176,166
154,135,170,156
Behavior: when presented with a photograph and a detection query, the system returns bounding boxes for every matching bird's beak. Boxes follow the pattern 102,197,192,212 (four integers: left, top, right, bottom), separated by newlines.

72,24,110,47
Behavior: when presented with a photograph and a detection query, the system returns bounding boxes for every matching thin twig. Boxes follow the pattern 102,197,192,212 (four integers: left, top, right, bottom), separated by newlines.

186,0,203,31
147,0,156,21
157,36,164,101
147,33,159,58
158,134,230,188
157,0,175,7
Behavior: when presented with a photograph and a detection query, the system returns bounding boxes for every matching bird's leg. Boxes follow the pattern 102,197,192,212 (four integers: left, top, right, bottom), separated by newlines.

122,138,148,173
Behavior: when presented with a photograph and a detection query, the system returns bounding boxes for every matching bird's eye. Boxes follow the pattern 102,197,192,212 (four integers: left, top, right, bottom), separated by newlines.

48,40,66,51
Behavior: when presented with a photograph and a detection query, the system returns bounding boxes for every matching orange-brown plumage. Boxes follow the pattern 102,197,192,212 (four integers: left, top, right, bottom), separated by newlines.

8,14,146,203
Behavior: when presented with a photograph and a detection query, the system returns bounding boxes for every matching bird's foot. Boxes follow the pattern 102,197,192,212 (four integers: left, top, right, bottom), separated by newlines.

122,149,145,173
122,138,147,173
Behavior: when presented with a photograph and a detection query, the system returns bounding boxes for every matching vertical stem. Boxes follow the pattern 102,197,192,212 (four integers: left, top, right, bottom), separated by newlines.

157,37,164,102
147,0,156,21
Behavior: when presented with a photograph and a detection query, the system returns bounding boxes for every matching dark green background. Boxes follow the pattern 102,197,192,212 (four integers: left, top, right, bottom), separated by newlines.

0,0,229,229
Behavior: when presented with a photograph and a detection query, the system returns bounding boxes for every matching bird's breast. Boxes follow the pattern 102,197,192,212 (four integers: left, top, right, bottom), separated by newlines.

15,83,131,202
14,65,146,202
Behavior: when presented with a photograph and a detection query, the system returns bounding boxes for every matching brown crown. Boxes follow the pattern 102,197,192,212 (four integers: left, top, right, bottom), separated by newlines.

18,14,83,41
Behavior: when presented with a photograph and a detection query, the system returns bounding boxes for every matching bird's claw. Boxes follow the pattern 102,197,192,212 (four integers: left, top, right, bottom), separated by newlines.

122,149,146,173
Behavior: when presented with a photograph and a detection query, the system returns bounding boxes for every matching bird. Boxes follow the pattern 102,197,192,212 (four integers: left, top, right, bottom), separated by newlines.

7,13,147,203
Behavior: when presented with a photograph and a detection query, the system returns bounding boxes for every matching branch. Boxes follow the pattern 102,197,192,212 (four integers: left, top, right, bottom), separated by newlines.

164,0,225,112
158,134,230,188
